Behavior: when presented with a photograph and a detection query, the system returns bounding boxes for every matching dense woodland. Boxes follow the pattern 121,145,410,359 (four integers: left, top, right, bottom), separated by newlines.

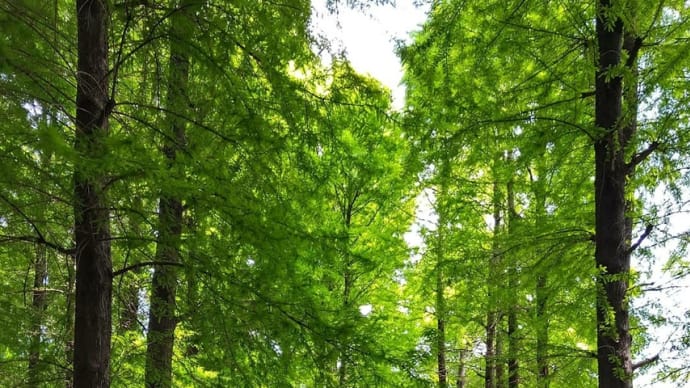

0,0,689,387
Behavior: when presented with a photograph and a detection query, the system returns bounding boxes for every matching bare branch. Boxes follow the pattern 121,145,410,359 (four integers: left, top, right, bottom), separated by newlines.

628,224,654,254
112,261,184,277
627,141,660,172
0,234,74,256
633,354,660,371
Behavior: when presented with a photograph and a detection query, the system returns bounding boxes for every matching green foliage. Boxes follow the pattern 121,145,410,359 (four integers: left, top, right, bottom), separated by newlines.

1,0,689,386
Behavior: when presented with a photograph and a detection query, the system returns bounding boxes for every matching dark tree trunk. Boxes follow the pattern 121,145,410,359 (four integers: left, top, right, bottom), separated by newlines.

535,274,549,388
145,2,193,387
28,244,48,387
594,1,640,387
72,0,112,386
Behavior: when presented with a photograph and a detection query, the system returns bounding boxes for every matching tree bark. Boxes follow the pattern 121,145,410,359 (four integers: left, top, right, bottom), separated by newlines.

594,1,637,387
72,0,112,386
145,2,194,387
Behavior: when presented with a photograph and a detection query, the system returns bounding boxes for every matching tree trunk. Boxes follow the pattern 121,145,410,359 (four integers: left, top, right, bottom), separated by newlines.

506,178,519,388
436,159,449,388
496,320,505,388
485,178,502,388
28,244,48,387
72,0,112,386
338,268,352,387
437,265,448,388
485,310,497,388
65,255,75,388
594,1,639,386
145,2,194,387
535,273,549,388
456,348,467,388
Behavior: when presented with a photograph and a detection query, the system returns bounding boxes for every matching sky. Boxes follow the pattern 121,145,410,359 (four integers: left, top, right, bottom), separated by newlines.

310,2,688,387
310,0,429,109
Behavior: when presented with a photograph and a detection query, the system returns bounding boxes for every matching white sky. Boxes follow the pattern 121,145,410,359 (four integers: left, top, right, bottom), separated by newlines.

311,0,429,109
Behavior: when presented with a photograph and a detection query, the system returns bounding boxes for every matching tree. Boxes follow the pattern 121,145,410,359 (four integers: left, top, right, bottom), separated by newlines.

145,1,197,386
72,0,113,386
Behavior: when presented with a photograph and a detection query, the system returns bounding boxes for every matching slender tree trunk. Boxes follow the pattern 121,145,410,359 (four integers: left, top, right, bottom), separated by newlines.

485,310,497,388
535,273,549,388
528,144,550,388
65,255,75,388
28,244,48,387
72,0,112,386
145,2,194,387
496,320,505,388
437,263,448,388
485,178,502,388
337,263,353,387
456,348,467,388
436,159,449,388
594,1,640,386
506,178,519,388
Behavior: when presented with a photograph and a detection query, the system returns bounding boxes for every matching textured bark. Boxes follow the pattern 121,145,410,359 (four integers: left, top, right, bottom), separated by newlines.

144,2,193,387
28,244,48,387
594,1,638,387
72,0,112,386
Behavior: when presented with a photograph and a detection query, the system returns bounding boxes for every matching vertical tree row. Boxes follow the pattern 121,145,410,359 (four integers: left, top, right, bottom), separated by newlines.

401,0,690,386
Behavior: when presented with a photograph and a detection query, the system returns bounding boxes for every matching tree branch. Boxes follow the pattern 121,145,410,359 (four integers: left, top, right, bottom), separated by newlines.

628,224,653,254
633,353,659,371
112,261,184,277
0,235,74,256
627,141,660,172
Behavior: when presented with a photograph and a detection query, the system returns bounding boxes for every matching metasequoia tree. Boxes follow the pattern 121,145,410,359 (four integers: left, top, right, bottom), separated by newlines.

145,1,198,386
72,0,113,386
